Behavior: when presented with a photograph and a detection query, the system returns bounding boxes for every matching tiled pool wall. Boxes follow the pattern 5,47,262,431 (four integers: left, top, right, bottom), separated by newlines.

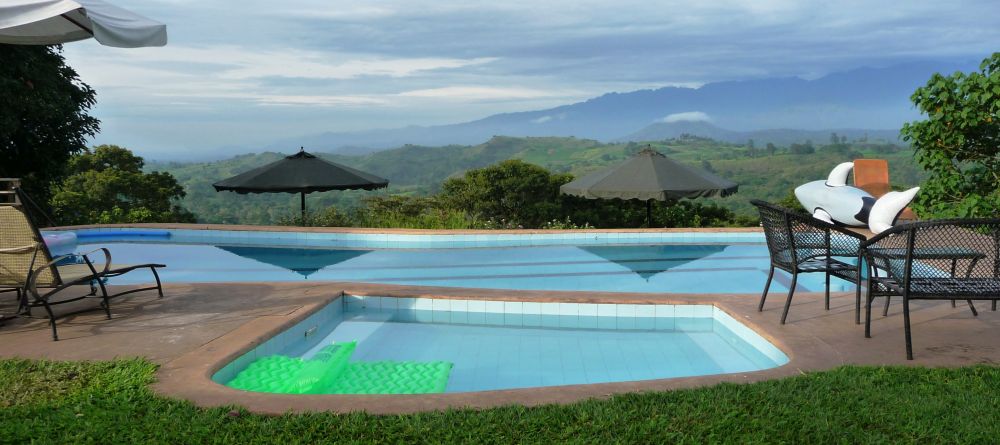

56,227,764,249
212,296,346,385
211,295,788,385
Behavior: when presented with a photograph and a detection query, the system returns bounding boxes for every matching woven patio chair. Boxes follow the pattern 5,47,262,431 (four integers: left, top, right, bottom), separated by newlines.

0,189,165,340
861,219,1000,359
751,200,866,324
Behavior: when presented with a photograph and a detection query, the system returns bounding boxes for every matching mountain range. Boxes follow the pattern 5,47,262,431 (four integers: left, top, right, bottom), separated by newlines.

260,60,971,156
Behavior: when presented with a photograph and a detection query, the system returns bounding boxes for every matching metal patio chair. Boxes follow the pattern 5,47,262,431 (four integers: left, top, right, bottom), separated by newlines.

751,200,866,324
0,188,165,340
861,218,1000,359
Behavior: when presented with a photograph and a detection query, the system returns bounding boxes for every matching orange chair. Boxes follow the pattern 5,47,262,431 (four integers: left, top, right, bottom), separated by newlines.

853,159,916,221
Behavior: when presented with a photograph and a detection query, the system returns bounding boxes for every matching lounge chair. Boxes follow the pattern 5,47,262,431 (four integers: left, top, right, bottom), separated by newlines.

752,200,866,324
0,189,165,340
861,218,1000,359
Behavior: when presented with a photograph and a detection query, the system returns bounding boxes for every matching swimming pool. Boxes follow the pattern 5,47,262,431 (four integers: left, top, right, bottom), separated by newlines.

212,296,789,393
52,228,855,294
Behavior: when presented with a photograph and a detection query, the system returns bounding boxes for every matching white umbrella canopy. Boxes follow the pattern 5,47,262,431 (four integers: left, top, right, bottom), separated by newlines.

0,0,166,47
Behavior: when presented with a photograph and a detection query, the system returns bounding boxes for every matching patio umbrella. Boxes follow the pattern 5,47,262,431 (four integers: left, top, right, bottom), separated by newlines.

560,147,738,227
213,148,389,224
0,0,167,47
215,245,372,279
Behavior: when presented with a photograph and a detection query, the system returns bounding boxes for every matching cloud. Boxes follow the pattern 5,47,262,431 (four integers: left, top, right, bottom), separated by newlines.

531,113,567,124
58,0,1000,158
662,111,712,123
398,86,577,101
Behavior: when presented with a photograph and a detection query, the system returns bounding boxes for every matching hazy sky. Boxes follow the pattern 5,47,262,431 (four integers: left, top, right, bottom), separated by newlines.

62,0,999,159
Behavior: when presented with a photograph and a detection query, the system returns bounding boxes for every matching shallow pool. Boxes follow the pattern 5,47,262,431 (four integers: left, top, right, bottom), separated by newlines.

214,297,789,393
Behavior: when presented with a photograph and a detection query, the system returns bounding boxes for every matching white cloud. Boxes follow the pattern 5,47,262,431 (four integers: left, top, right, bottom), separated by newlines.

531,113,568,124
662,111,712,123
398,86,576,100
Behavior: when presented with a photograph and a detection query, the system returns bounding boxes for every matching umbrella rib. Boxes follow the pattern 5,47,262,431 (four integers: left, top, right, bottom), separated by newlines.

60,12,93,35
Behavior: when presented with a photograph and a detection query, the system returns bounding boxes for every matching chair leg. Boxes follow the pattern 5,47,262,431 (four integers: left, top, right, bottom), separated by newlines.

151,266,164,298
903,295,913,360
855,278,862,325
758,266,774,312
40,300,58,341
882,295,891,316
856,258,864,325
992,300,997,311
780,273,798,325
95,280,112,320
92,277,112,319
966,300,978,317
824,271,831,310
864,285,873,338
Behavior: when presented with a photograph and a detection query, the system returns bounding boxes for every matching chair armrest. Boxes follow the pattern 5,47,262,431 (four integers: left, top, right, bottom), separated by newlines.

78,248,112,276
26,253,83,298
827,225,867,243
788,211,865,256
0,243,39,254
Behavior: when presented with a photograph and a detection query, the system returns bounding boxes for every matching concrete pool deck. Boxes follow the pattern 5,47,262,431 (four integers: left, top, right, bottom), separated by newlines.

0,281,997,414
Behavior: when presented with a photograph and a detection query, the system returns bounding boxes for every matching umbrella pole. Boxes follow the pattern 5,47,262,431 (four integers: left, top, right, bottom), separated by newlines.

300,192,306,226
646,200,652,228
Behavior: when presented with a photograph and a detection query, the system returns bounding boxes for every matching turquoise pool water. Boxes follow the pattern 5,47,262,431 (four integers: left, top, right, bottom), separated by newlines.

213,297,789,393
60,229,855,294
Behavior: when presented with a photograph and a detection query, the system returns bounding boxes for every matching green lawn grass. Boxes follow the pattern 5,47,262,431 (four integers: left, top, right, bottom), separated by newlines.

0,358,997,444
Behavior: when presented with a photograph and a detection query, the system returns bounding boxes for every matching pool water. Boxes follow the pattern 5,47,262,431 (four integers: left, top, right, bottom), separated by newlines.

215,298,789,393
77,241,853,294
309,313,781,392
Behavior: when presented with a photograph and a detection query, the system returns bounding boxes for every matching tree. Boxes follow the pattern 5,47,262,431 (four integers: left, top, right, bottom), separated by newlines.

50,145,196,224
789,142,815,154
439,160,569,227
900,53,1000,218
0,45,99,210
766,142,777,156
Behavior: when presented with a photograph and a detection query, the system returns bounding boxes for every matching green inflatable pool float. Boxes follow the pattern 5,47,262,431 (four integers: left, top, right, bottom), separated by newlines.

226,341,453,394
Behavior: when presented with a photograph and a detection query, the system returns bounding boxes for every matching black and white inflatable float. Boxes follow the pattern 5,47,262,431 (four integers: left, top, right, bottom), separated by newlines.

794,162,919,234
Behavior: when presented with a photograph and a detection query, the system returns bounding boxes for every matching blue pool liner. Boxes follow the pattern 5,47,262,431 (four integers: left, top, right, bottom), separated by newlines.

75,229,171,238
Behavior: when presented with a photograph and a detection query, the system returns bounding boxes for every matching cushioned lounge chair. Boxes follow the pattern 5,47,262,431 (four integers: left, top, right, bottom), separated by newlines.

0,190,165,340
861,218,1000,359
751,200,866,324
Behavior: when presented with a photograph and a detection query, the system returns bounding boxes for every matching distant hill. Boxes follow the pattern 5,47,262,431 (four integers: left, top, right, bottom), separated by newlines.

618,122,902,146
258,60,966,156
151,136,925,225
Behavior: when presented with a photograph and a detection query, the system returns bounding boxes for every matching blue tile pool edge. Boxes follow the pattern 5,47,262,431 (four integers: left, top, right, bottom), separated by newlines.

211,296,790,386
48,227,765,249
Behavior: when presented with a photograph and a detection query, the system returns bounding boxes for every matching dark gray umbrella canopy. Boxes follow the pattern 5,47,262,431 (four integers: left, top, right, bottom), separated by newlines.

213,149,388,223
560,148,737,201
561,147,738,226
213,150,388,194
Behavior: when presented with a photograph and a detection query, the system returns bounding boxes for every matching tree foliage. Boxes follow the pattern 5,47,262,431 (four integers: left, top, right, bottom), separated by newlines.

50,145,196,225
278,159,751,229
440,160,570,228
901,53,1000,218
0,45,99,209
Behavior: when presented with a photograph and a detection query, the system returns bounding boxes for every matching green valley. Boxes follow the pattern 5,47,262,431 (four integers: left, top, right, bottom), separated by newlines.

148,135,923,226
